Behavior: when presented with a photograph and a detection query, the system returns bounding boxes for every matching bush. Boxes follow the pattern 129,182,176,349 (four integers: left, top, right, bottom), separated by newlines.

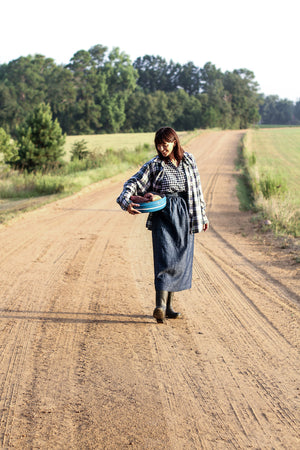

259,173,287,199
70,139,89,161
0,128,19,164
248,151,256,166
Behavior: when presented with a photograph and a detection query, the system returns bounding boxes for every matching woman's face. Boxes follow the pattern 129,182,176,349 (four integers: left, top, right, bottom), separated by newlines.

157,140,176,159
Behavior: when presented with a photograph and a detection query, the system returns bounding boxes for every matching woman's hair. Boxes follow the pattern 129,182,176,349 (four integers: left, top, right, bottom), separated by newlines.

154,127,184,162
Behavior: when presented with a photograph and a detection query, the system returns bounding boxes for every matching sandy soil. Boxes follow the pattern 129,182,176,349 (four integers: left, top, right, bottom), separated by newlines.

0,130,299,449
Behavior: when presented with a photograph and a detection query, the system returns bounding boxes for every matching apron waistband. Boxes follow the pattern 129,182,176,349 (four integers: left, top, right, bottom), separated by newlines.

166,192,188,201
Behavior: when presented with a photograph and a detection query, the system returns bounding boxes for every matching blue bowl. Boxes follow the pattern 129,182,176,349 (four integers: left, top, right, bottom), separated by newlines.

135,196,166,213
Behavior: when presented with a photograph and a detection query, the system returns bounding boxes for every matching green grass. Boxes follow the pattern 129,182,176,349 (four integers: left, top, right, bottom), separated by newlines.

240,127,300,236
257,124,300,129
249,128,300,205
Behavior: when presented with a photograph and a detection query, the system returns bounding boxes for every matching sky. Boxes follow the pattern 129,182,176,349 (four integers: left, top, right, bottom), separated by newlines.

1,0,299,102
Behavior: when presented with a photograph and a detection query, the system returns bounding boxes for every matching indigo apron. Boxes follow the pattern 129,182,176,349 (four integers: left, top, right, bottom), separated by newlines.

151,192,194,292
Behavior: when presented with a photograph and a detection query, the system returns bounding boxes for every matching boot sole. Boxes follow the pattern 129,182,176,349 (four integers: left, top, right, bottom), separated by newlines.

153,307,166,322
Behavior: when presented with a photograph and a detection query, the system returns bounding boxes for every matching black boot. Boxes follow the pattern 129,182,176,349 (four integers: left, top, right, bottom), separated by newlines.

153,290,168,323
166,292,181,319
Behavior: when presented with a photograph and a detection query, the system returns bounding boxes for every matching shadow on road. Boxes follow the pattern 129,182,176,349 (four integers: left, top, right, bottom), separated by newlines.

0,309,154,325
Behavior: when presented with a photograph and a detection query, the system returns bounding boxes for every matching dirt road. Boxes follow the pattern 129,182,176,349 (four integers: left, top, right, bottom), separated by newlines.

0,130,299,449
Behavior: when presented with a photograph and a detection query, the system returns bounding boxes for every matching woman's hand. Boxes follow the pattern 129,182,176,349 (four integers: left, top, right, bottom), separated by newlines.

127,203,141,215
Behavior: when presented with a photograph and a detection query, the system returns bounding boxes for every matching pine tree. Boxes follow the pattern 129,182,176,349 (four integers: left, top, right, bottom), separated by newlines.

16,103,65,172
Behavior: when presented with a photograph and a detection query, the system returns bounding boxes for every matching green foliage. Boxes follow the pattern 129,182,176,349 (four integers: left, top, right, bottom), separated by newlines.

294,101,300,122
123,89,203,132
66,45,138,134
260,95,295,125
0,45,298,134
0,128,19,163
70,139,89,160
235,137,256,211
0,55,58,132
15,103,66,172
248,152,256,166
0,46,264,135
2,43,297,135
259,173,287,199
225,69,261,127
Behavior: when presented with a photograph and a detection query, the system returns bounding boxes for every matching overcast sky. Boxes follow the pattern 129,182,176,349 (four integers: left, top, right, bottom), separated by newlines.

1,0,299,102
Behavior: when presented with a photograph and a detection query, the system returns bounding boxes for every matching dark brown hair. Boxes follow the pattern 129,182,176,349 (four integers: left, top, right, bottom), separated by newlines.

154,127,184,163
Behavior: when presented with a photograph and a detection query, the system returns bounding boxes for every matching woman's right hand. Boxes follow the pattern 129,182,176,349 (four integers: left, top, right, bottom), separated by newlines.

127,203,141,215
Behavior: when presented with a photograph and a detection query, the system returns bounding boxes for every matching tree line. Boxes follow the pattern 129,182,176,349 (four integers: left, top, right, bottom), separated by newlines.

259,95,300,125
0,44,299,137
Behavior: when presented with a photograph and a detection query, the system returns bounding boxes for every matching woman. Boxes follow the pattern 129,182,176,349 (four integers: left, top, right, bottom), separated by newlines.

116,127,209,323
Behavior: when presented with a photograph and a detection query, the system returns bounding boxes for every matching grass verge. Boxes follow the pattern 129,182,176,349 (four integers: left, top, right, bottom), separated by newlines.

237,128,300,237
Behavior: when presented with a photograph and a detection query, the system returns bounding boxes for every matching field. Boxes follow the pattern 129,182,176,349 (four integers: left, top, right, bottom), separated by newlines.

242,127,300,236
249,127,300,204
64,130,196,160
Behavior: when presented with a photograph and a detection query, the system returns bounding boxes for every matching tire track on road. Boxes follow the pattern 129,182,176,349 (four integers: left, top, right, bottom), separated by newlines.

207,226,300,307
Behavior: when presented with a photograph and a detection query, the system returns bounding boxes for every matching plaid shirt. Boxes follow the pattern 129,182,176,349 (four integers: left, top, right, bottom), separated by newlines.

116,152,209,233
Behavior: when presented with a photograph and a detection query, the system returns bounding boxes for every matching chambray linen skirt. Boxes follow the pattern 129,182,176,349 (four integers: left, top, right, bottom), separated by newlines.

151,192,194,292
